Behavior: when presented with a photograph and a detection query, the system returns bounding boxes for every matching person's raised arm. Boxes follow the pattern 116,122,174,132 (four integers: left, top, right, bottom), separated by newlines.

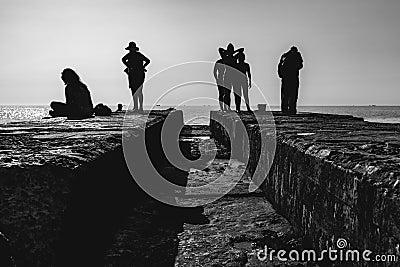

246,64,252,88
233,48,245,60
234,47,244,54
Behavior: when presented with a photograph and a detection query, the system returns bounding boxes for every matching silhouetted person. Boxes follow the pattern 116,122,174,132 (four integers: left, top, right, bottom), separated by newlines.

278,46,303,115
219,43,244,111
116,103,123,112
122,41,150,113
213,53,228,111
49,68,94,119
233,52,252,112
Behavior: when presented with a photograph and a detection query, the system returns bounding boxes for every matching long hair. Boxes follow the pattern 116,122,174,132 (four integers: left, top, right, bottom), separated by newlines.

61,68,82,85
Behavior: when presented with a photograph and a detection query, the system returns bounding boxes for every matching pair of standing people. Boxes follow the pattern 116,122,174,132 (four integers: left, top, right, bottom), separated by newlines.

214,43,252,112
122,41,150,113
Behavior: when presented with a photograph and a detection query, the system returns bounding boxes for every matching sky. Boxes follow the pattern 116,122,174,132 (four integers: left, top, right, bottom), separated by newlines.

1,0,400,106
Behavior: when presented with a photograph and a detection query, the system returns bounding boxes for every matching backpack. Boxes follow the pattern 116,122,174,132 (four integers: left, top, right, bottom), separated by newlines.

94,103,112,116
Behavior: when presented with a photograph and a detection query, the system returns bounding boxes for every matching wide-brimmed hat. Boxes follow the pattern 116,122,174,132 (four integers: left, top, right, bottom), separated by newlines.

125,41,139,51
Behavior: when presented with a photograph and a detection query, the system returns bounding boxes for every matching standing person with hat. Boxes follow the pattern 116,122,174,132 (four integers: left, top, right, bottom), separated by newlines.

122,41,150,113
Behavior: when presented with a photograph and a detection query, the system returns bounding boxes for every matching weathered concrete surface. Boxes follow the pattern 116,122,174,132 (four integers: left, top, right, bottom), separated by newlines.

210,111,400,265
3,108,399,266
175,159,303,267
0,110,183,266
100,125,305,266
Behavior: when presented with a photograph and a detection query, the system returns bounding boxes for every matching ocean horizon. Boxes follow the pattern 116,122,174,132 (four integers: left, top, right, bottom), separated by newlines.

0,104,400,125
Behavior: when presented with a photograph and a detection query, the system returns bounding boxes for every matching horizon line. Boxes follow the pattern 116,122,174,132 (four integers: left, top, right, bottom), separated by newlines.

0,103,399,107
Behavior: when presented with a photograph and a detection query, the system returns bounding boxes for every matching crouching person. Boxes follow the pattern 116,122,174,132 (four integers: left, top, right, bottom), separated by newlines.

50,68,94,119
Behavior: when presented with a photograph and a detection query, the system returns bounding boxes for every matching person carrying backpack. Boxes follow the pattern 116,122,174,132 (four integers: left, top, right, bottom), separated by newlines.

278,46,303,115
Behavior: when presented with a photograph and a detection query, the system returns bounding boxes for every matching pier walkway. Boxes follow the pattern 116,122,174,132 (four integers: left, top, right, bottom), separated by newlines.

0,110,399,266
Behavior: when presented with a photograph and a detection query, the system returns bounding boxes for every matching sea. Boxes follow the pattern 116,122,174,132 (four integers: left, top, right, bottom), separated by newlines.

0,105,400,125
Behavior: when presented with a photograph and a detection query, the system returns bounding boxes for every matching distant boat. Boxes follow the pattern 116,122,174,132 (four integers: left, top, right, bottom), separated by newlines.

369,105,377,107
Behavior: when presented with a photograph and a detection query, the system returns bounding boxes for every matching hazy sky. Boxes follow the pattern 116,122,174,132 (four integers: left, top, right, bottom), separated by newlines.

1,0,400,106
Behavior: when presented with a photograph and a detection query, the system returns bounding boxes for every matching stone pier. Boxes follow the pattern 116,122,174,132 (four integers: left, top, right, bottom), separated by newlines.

1,108,400,266
0,110,187,266
210,110,400,264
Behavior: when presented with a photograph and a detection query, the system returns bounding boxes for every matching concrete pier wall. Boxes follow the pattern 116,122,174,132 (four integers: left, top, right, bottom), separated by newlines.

210,111,400,261
0,110,183,266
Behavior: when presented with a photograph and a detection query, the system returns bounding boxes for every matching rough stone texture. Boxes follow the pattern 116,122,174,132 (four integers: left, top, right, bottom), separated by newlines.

175,159,303,267
0,110,182,266
101,121,303,266
3,108,399,266
210,111,400,266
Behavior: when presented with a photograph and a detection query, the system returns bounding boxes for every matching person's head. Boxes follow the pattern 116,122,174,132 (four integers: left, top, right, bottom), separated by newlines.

125,41,139,52
290,46,298,52
117,104,123,111
227,43,234,54
218,47,227,60
61,68,81,85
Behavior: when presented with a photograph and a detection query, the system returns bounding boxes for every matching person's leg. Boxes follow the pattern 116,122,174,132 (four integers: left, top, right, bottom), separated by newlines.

128,74,138,111
289,78,299,115
242,82,251,111
225,89,232,111
287,93,293,115
50,101,66,112
224,75,233,111
131,80,141,111
288,94,296,115
223,85,232,111
50,102,68,117
137,85,144,112
233,83,242,112
131,89,138,111
281,79,289,114
134,75,145,112
217,85,225,111
220,86,229,111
